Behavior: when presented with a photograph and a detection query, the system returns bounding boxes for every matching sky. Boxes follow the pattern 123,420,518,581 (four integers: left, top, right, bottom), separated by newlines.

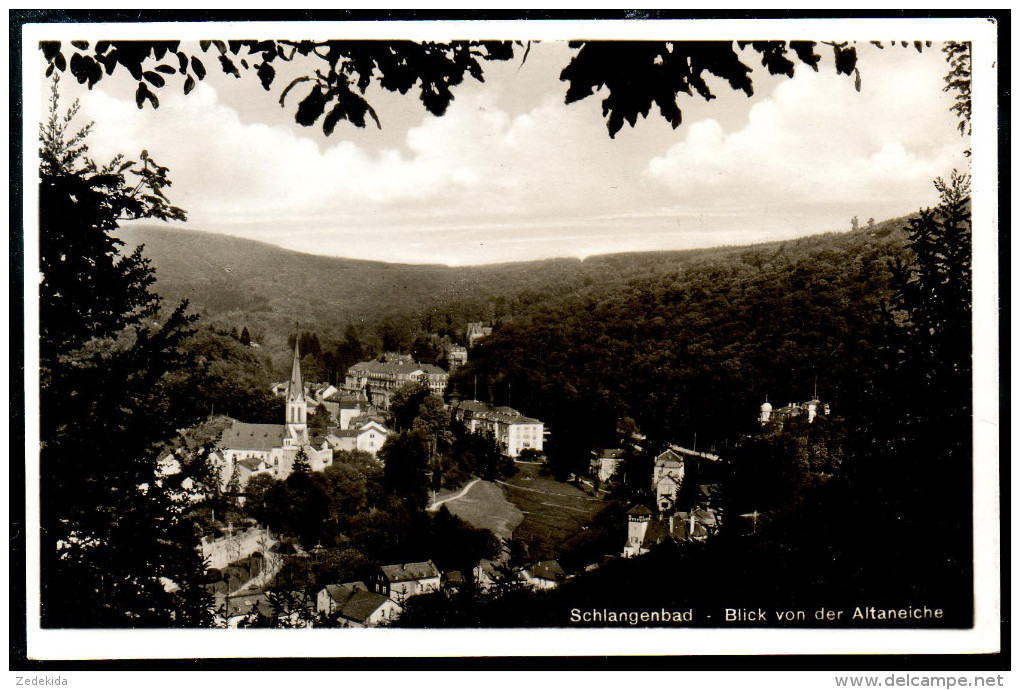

45,34,969,266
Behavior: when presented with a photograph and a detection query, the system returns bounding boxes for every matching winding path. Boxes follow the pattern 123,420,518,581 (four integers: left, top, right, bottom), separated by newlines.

427,477,482,512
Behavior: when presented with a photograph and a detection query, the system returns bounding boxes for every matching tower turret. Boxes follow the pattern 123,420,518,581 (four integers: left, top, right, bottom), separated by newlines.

625,504,653,556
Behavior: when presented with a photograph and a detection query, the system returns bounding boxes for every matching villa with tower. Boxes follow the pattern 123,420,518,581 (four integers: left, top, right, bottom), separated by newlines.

758,395,831,426
622,445,724,558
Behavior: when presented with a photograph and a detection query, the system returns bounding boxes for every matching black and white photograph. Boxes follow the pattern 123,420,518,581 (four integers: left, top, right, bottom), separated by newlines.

14,13,1003,667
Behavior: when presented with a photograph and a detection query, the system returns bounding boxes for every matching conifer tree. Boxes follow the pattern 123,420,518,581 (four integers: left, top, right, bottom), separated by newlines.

38,76,212,627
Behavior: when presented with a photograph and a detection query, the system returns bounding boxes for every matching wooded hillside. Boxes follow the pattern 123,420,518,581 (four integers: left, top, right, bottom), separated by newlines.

453,218,912,469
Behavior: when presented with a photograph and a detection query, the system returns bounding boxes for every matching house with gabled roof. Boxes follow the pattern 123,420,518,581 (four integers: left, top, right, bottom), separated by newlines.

623,503,722,557
371,560,441,603
326,420,390,458
316,581,401,628
591,448,625,483
521,560,566,590
472,559,503,593
652,449,685,512
466,322,492,348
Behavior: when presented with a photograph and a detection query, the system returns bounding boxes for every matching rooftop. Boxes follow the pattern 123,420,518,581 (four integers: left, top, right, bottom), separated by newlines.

380,560,440,583
667,445,722,463
349,357,447,377
654,449,685,467
527,560,565,581
221,421,284,452
340,590,396,624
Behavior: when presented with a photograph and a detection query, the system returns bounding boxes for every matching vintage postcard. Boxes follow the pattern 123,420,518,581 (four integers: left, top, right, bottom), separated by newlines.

15,14,1002,663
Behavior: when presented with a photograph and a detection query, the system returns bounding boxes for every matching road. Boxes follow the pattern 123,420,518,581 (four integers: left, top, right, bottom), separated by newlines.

427,477,482,512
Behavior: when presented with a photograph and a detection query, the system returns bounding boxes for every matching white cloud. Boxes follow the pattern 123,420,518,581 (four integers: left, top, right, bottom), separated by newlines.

645,55,968,222
65,44,969,264
76,80,627,233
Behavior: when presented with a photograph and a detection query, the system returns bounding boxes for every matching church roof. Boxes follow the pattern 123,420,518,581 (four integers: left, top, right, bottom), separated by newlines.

628,504,653,516
221,422,284,452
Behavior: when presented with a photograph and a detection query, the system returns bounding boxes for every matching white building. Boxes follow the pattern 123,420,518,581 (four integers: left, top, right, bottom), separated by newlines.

623,504,655,558
446,345,468,373
326,420,390,458
372,561,442,604
343,354,448,408
759,396,831,425
466,322,493,348
453,400,545,458
652,449,685,512
591,448,624,483
520,560,565,590
316,581,401,628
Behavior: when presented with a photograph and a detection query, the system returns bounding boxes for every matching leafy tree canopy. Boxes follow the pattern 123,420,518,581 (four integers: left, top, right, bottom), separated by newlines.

39,38,906,138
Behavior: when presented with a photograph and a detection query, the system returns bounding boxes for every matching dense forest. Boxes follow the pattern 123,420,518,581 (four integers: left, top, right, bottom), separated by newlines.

454,219,911,472
116,221,899,390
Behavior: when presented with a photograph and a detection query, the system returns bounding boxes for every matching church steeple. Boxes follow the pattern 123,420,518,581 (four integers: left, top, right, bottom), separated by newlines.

286,341,307,426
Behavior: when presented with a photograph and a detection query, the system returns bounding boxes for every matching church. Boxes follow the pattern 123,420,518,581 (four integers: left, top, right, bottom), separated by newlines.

216,343,335,489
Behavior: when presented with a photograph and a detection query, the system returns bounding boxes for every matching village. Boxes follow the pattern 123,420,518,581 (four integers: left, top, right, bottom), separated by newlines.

153,320,835,628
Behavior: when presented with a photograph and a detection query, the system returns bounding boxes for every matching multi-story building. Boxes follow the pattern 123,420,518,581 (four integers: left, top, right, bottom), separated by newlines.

452,400,545,458
466,322,493,348
343,354,448,409
446,345,468,373
371,561,441,604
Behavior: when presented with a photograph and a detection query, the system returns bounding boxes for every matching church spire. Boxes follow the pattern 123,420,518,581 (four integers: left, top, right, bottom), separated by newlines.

287,340,303,402
286,340,307,428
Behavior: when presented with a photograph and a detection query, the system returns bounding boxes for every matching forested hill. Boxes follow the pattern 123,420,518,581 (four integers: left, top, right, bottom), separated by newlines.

117,224,646,352
115,224,560,339
451,216,914,468
118,219,911,413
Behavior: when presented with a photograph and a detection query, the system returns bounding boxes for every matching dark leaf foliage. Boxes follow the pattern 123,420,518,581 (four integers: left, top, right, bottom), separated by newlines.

39,39,515,135
39,39,957,139
942,42,972,137
560,40,853,137
38,77,217,627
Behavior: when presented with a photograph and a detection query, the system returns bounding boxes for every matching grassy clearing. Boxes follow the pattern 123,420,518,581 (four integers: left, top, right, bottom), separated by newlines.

439,480,524,542
498,462,605,561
